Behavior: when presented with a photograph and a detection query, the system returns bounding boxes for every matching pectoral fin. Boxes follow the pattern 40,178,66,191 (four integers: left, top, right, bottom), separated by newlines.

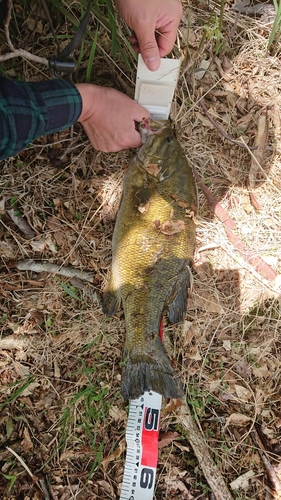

135,186,152,206
102,278,121,316
166,263,191,324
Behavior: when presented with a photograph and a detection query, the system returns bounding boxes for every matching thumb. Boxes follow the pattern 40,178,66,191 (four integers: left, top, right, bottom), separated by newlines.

137,28,160,71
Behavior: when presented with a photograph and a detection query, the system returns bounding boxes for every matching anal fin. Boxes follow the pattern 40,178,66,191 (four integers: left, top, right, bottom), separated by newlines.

102,286,120,316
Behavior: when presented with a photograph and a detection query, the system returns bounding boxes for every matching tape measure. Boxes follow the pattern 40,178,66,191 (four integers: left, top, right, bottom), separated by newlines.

120,391,162,500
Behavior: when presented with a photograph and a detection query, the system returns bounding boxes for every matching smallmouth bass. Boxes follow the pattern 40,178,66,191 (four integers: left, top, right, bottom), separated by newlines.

103,120,197,400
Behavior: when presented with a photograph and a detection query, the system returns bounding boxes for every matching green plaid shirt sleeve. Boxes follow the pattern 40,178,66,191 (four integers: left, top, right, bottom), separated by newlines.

0,77,82,160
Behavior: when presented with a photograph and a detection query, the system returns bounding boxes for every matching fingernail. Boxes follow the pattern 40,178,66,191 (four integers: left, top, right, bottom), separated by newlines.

145,56,160,71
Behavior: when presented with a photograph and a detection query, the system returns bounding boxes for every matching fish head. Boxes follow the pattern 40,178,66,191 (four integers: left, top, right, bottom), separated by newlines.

137,119,179,181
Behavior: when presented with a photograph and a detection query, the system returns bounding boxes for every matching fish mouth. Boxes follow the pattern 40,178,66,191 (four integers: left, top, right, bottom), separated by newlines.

138,118,170,143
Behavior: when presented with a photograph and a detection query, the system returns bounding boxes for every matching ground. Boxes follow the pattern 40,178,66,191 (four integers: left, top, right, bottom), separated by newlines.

0,1,281,499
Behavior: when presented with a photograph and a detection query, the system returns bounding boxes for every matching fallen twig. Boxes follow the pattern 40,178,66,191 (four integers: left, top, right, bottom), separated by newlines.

4,0,14,51
176,401,234,500
251,426,281,496
0,0,48,66
0,48,48,65
0,335,28,350
247,110,269,210
192,166,277,282
231,1,276,19
6,445,38,482
18,259,95,283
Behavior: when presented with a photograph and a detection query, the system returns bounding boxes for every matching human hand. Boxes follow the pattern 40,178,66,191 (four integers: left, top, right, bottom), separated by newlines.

115,0,182,71
75,83,150,152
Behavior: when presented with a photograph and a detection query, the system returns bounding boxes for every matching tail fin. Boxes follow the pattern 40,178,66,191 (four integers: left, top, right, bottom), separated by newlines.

121,340,183,400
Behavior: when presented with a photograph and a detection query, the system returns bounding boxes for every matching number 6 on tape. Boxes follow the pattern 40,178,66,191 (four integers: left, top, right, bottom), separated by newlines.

120,391,162,500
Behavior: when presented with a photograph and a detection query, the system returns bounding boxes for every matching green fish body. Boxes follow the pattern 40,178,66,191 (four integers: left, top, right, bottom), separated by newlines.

103,120,197,400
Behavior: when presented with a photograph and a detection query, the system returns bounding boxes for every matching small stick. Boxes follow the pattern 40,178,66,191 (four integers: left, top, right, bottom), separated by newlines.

6,446,38,482
0,0,48,66
247,111,269,210
177,402,234,500
0,49,48,65
18,259,95,283
39,478,52,500
251,428,281,494
0,336,28,350
4,0,15,51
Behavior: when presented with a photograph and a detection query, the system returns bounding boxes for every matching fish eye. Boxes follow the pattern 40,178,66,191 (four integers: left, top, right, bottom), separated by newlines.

166,136,173,143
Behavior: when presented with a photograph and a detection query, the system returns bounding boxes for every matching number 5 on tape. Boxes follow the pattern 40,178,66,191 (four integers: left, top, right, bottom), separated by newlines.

120,391,162,500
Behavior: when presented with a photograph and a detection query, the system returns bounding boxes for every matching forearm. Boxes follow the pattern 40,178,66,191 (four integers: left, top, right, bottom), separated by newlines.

0,77,82,160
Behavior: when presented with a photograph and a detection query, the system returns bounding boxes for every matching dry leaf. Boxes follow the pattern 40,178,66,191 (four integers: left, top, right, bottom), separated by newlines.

195,111,214,128
158,431,179,449
109,405,127,422
186,349,201,361
234,384,251,400
146,163,162,177
171,194,190,209
159,220,185,235
230,470,256,491
26,17,43,33
138,201,150,214
182,321,198,344
21,381,40,397
224,413,252,429
195,290,224,314
13,361,30,377
219,392,237,402
60,450,77,461
223,340,232,351
222,55,233,72
97,480,115,496
261,425,275,440
174,441,190,453
236,112,254,131
102,441,125,471
0,241,17,259
164,478,189,494
178,201,190,209
45,234,58,253
195,58,211,80
0,335,28,350
30,238,46,252
21,426,33,452
252,364,270,379
165,399,183,413
54,359,61,379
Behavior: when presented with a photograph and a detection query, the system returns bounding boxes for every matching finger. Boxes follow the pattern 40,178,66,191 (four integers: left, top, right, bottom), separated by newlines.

156,27,177,57
136,27,161,71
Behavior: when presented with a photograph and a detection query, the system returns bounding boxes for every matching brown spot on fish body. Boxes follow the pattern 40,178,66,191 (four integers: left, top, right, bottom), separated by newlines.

146,163,162,177
137,201,150,214
159,220,185,235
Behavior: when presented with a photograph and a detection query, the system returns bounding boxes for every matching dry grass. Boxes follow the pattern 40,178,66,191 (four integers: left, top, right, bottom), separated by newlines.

1,1,281,499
